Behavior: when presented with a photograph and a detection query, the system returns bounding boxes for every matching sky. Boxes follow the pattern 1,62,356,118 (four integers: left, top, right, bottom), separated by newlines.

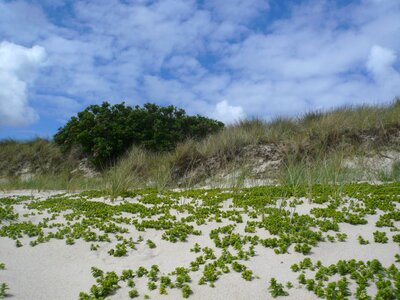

0,0,399,140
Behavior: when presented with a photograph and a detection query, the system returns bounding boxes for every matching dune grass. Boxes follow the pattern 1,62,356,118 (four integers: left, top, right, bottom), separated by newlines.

1,100,399,191
0,138,82,177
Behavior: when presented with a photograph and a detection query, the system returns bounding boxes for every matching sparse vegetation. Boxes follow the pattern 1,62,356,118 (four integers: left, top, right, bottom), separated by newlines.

268,278,289,298
0,263,8,299
0,283,8,299
357,235,369,245
146,239,156,249
1,164,400,298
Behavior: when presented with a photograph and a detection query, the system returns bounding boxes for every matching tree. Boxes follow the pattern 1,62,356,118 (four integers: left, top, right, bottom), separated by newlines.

54,102,224,168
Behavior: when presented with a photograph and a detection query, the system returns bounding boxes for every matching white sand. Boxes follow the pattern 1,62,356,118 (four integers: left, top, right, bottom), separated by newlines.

0,190,399,300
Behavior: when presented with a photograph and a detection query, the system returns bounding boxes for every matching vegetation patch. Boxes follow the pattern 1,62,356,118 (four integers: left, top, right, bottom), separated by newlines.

1,182,400,298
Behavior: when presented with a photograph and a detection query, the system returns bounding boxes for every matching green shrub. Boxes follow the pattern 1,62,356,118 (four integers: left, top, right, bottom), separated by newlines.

146,239,156,249
373,231,388,243
357,236,369,245
128,289,138,298
268,278,289,297
0,283,8,299
294,243,311,255
182,284,192,298
242,269,253,281
54,102,224,168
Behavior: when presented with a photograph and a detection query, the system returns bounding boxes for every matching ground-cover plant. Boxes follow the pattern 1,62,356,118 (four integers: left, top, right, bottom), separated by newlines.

128,289,139,298
0,206,18,223
268,278,289,298
294,243,312,255
0,283,8,299
242,269,253,281
373,231,388,243
2,182,400,299
108,242,128,257
357,235,370,245
162,223,202,242
292,257,400,299
146,239,156,249
0,263,8,299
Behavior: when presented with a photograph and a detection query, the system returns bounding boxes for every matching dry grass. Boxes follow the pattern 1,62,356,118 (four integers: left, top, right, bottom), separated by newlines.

0,138,82,177
1,99,399,190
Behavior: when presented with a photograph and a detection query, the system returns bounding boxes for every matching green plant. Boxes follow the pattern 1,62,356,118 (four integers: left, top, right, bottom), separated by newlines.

0,283,9,299
128,289,139,298
147,281,157,290
3,182,400,299
336,233,347,242
80,270,120,299
190,243,201,253
90,243,99,251
294,243,311,255
182,284,192,298
373,231,388,243
146,239,156,249
127,279,135,288
242,269,253,281
54,102,223,168
136,267,148,278
0,263,7,299
91,267,104,278
326,235,335,242
358,236,369,245
268,278,289,297
108,242,127,257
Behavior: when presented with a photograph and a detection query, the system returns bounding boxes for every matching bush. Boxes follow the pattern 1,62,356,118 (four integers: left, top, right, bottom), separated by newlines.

54,102,224,168
268,278,289,297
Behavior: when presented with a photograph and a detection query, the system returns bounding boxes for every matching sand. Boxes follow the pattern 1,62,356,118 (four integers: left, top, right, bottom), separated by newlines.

0,189,399,300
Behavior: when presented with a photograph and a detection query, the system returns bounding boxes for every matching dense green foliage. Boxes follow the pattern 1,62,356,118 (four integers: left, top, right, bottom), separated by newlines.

293,257,400,299
54,102,224,168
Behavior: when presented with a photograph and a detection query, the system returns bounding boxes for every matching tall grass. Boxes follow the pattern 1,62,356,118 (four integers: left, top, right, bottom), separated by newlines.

0,174,102,192
378,160,400,182
0,138,82,178
277,152,358,189
1,99,399,190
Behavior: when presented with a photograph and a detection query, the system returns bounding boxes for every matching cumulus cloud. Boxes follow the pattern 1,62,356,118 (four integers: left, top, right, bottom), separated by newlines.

0,0,400,134
0,41,46,127
212,100,246,124
366,45,400,98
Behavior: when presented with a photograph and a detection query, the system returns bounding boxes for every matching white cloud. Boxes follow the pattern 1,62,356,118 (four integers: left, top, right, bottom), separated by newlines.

0,0,400,133
218,0,400,117
0,41,46,127
367,45,397,77
366,45,400,98
212,100,246,124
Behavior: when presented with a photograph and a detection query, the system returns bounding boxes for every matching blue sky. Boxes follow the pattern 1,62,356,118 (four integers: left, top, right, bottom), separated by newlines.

0,0,399,140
